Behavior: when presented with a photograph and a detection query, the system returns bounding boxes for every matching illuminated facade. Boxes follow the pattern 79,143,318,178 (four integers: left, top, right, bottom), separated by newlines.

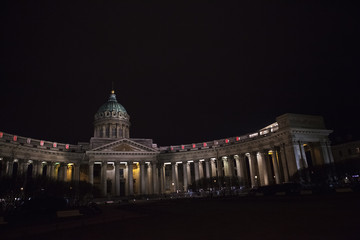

0,90,335,196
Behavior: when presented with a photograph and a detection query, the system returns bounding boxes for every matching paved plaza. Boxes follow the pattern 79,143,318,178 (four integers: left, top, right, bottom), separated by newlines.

2,193,359,240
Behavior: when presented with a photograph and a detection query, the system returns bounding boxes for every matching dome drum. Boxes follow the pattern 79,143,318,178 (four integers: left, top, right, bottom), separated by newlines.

94,91,130,139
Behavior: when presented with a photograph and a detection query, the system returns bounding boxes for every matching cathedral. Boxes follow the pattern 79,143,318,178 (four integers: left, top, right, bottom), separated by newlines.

0,90,335,197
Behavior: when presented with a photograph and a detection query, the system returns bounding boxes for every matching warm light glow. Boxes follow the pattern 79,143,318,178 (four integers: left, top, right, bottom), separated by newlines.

40,140,44,146
192,144,196,148
53,142,57,148
164,162,171,165
225,139,229,143
13,135,17,141
65,144,69,149
249,133,258,138
236,137,240,141
0,132,3,138
203,142,207,147
181,145,185,150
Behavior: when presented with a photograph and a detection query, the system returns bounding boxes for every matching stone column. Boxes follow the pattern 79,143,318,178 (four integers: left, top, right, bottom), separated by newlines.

272,150,281,184
159,163,165,194
280,144,290,182
128,161,134,195
17,160,24,175
152,163,158,194
74,164,80,182
326,141,335,164
257,152,269,186
205,159,211,179
187,162,192,185
211,159,217,177
171,162,179,192
264,152,273,184
299,142,308,168
56,164,61,180
124,164,128,195
217,158,223,177
115,162,121,196
147,163,153,195
235,155,242,181
222,157,229,176
140,162,146,195
183,161,188,192
0,159,6,176
194,160,200,182
101,161,107,196
49,163,54,179
248,153,258,188
290,142,302,173
89,162,94,184
158,164,164,194
199,161,204,179
102,125,106,138
320,141,331,164
228,156,235,177
32,161,38,176
62,164,68,181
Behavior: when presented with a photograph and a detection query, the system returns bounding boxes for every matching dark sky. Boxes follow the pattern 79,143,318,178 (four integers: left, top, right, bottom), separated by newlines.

1,1,359,146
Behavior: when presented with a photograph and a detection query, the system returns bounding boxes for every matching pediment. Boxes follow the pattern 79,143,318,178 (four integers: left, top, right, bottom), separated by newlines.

91,139,158,153
113,143,137,152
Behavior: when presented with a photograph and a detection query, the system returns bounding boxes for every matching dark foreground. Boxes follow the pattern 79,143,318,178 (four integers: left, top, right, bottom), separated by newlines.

1,193,360,240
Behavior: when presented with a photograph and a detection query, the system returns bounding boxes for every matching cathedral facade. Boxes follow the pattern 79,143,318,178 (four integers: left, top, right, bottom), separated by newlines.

0,91,335,196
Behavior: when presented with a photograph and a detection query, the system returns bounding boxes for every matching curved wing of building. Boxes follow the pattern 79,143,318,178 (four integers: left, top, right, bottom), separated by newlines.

0,91,334,197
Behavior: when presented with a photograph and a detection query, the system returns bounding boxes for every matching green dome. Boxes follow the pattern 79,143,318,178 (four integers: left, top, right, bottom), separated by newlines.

96,92,127,115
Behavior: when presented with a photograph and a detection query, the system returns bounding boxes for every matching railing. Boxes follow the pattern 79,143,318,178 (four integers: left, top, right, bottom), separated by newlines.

160,123,279,153
0,131,84,153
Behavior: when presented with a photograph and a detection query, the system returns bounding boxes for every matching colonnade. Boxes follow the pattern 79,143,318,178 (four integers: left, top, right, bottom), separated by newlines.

0,158,80,182
88,161,160,197
162,149,283,193
94,124,130,138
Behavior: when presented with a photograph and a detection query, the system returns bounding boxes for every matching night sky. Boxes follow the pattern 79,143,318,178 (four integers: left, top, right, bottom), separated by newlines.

1,2,359,146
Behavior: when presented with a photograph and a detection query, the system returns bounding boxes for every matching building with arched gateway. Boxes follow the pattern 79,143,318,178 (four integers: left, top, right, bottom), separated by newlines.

0,90,334,197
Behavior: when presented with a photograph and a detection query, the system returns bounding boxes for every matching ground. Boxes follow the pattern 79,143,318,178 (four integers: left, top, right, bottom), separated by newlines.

2,193,359,239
